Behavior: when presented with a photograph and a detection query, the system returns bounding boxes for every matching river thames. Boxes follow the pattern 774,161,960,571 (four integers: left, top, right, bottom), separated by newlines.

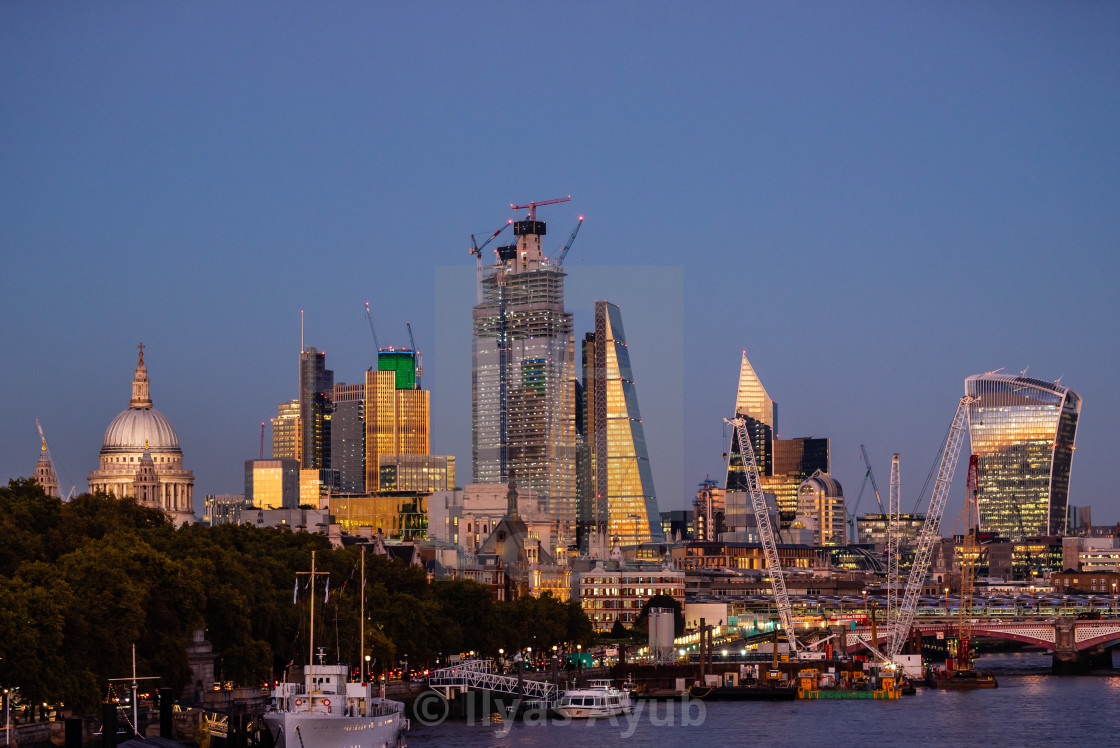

406,653,1120,747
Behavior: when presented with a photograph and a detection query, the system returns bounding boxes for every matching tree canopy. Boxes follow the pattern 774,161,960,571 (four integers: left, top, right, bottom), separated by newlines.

0,480,593,714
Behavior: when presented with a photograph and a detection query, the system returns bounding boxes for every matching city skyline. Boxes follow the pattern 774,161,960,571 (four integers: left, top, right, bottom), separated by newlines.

2,4,1118,529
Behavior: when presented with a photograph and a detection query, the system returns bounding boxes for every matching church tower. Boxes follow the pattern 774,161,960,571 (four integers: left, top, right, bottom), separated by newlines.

34,438,60,498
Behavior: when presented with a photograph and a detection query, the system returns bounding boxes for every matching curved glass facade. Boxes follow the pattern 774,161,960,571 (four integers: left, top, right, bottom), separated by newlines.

965,374,1081,538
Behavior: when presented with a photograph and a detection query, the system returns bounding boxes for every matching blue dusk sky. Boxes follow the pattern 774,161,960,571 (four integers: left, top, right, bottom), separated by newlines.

2,3,1118,530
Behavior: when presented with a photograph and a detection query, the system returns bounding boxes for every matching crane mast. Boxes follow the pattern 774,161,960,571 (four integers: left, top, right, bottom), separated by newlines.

727,416,798,652
886,453,901,629
886,396,974,661
406,322,422,388
553,216,584,268
956,454,981,671
860,444,886,513
469,220,512,304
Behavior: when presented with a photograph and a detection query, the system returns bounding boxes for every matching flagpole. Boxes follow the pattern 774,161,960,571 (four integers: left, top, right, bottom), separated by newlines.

360,546,366,685
309,550,316,691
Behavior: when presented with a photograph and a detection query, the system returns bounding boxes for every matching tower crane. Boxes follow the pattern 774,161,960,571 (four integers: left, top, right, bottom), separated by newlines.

860,444,886,514
553,216,584,268
726,416,798,653
885,396,975,662
510,195,570,221
846,469,871,543
406,321,422,388
364,302,382,352
469,220,513,304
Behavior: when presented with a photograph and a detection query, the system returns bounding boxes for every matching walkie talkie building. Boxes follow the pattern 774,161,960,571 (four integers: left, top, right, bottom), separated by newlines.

965,373,1081,538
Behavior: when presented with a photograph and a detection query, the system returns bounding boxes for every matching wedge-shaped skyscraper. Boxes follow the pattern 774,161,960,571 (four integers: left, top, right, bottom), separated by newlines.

582,301,663,545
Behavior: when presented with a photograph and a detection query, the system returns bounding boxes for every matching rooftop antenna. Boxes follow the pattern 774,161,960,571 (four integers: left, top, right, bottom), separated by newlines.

301,309,305,354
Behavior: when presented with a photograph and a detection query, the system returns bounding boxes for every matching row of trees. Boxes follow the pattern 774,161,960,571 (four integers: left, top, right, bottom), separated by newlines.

0,479,593,713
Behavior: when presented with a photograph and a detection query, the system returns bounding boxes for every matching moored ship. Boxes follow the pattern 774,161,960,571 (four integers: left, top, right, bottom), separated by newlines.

264,660,406,748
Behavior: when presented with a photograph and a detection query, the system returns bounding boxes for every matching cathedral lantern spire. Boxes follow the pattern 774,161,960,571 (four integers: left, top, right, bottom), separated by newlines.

130,342,152,408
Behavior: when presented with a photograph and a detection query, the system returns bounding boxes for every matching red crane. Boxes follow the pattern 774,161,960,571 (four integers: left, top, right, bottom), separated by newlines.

510,195,570,221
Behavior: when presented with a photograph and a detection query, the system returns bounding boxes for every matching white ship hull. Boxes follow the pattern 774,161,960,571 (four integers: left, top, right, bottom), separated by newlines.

264,709,404,748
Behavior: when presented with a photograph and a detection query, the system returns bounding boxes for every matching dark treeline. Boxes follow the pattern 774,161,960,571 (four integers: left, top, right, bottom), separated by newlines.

0,479,593,713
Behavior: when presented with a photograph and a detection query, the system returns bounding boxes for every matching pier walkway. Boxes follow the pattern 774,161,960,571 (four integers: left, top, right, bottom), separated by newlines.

428,660,559,707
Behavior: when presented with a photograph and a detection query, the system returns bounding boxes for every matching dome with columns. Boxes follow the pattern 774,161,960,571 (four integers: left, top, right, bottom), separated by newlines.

88,345,195,526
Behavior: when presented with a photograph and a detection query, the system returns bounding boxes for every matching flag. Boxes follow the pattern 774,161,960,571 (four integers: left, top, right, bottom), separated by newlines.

293,579,298,604
324,577,330,603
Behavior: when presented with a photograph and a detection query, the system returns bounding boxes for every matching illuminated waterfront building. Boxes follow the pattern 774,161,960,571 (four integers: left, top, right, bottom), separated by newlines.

857,513,926,547
472,213,576,535
271,399,301,462
244,458,299,509
582,300,663,546
376,454,454,493
299,347,333,470
88,347,195,525
965,373,1081,538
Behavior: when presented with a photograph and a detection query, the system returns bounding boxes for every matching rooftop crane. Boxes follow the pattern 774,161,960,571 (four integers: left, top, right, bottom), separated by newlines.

510,195,570,221
364,302,382,352
406,321,422,388
726,416,799,653
885,396,975,662
860,444,887,514
553,216,584,268
469,220,513,304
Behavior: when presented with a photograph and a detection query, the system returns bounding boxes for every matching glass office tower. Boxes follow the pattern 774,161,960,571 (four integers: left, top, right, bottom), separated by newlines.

299,347,333,470
472,216,576,536
582,301,663,545
966,373,1081,538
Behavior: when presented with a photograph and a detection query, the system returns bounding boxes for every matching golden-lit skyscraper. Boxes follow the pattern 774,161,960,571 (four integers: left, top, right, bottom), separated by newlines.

582,301,663,545
966,373,1081,538
271,399,302,462
724,351,829,521
365,350,430,493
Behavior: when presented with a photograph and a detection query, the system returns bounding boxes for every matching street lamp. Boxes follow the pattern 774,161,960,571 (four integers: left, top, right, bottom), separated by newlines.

1112,582,1116,612
3,688,9,748
944,588,950,609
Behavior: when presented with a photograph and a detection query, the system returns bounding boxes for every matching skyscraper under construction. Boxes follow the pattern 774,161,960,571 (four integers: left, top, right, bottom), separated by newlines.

472,203,577,538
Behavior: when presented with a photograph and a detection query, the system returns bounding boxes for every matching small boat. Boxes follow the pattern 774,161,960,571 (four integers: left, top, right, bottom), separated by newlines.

554,679,634,719
687,684,797,701
925,667,998,689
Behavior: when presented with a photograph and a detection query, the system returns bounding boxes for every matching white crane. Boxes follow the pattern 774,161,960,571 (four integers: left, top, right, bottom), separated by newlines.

726,416,798,653
885,396,975,661
886,453,901,630
35,419,75,500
